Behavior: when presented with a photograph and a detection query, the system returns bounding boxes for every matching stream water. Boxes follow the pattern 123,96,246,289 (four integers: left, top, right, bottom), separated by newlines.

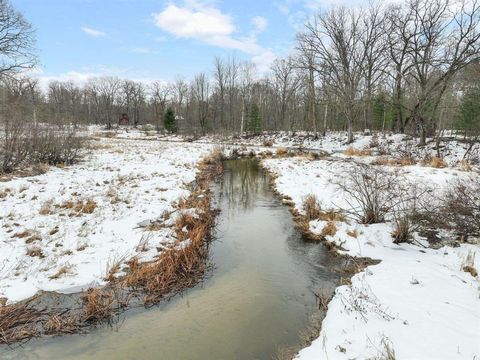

5,159,344,360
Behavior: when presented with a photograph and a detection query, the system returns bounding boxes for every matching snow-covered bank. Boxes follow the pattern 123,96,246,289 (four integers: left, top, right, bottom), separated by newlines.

0,137,213,304
263,156,480,359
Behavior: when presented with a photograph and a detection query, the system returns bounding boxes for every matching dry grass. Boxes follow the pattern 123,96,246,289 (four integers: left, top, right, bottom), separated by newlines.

49,265,73,280
39,201,53,215
26,247,44,258
82,288,114,323
44,314,78,335
391,218,413,244
0,302,45,345
276,147,288,156
344,147,373,156
422,157,447,168
347,229,358,238
457,160,473,172
303,195,345,222
320,221,338,237
303,195,322,221
104,255,126,282
57,198,97,215
461,251,477,278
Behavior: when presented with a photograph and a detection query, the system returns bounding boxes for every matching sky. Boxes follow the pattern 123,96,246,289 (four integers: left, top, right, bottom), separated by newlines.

11,0,364,86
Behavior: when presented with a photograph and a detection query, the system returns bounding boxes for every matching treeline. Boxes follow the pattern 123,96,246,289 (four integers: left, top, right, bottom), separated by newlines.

1,0,480,142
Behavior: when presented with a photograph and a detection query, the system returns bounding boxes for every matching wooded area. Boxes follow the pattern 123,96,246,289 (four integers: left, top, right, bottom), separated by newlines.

0,0,479,143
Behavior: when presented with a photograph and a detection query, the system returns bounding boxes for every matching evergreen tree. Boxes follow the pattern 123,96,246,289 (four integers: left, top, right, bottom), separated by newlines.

164,107,177,133
457,86,480,136
372,94,394,131
248,103,262,134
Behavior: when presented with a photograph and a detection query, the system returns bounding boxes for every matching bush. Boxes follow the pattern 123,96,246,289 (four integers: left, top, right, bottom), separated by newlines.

0,122,85,173
440,177,480,240
339,164,401,224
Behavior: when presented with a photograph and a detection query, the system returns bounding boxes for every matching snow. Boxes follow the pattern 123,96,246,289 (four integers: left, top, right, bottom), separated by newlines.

2,127,479,358
263,156,480,360
0,136,213,304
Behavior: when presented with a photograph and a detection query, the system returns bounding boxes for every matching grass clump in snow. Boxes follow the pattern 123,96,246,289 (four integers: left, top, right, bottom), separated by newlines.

303,195,345,222
461,251,478,278
320,221,337,237
26,246,44,258
422,156,447,168
344,147,373,157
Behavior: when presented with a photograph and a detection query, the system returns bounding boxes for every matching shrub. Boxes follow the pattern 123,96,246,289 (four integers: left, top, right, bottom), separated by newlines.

0,122,85,173
440,177,480,240
339,165,400,224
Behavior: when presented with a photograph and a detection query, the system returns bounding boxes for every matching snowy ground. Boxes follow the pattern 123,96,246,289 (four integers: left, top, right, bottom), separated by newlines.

263,156,480,359
0,136,214,304
2,126,478,358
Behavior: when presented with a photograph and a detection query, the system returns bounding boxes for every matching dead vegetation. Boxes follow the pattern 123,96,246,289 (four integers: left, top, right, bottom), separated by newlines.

422,156,447,168
82,289,115,323
339,165,401,224
1,121,85,174
344,147,373,157
0,149,223,345
0,301,46,345
303,195,345,222
461,251,478,278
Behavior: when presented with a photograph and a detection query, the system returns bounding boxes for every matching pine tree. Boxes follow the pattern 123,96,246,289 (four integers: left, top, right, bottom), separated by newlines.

248,103,262,134
457,86,480,136
164,107,177,133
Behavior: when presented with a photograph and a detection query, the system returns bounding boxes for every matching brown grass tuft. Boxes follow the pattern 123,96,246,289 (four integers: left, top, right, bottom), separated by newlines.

344,147,373,157
82,289,114,323
425,157,447,169
49,265,73,280
39,201,53,215
0,302,45,345
276,147,288,156
347,229,358,238
26,247,44,258
45,314,78,335
320,221,337,237
303,195,322,221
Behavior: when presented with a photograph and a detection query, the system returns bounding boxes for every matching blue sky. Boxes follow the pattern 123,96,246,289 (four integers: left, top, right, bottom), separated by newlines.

11,0,362,84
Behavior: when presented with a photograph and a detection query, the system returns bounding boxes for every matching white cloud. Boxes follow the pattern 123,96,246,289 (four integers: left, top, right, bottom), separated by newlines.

153,2,276,72
81,26,107,38
153,4,234,40
251,16,268,33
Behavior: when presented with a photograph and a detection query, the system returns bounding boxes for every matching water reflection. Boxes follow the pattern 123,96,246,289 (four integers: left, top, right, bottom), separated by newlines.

218,159,269,213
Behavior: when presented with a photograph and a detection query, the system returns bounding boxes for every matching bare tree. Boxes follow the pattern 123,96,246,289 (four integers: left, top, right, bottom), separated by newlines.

403,0,480,145
299,7,367,143
150,81,171,133
272,57,302,131
0,0,36,79
192,73,210,135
